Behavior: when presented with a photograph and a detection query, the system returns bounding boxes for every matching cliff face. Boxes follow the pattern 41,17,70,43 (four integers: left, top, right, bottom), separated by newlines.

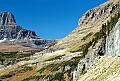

106,18,120,56
0,12,56,49
53,0,120,50
0,12,16,25
76,19,120,81
0,12,39,40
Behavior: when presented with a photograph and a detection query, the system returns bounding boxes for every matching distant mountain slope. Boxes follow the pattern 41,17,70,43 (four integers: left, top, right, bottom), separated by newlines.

0,12,56,52
53,0,120,50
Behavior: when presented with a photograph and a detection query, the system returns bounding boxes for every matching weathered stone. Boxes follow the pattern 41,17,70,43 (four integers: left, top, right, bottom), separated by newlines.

0,12,16,25
78,56,120,81
106,19,120,56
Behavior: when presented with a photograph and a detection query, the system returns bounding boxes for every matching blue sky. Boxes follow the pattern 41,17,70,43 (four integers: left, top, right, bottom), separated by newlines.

0,0,107,39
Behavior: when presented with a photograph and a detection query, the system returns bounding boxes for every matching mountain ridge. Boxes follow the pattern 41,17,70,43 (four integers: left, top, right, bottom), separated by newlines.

52,0,120,50
0,0,120,81
0,11,56,52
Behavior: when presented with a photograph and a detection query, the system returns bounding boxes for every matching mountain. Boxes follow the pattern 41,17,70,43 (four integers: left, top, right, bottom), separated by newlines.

77,16,120,81
53,0,120,50
0,0,120,81
0,12,56,52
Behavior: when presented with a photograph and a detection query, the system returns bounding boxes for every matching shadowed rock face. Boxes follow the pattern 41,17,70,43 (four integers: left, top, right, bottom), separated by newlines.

0,12,16,25
0,12,56,48
0,12,40,40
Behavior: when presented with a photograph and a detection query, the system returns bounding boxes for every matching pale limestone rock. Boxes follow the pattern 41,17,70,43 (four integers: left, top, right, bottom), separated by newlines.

106,19,120,56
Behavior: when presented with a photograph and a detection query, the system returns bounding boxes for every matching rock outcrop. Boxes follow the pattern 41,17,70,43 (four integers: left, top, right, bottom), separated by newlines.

106,18,120,56
0,12,16,25
78,55,120,81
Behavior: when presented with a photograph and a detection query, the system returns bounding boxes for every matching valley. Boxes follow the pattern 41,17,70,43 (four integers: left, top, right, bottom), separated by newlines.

0,0,120,81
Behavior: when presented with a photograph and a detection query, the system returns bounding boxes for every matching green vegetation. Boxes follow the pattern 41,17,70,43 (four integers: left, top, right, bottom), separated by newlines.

92,12,120,46
19,53,33,58
45,73,65,81
0,74,13,79
0,52,33,61
106,12,120,35
81,32,93,40
38,56,80,73
0,52,17,58
0,66,33,80
68,12,120,58
81,70,87,75
21,66,33,71
39,56,80,80
44,54,65,61
81,41,92,57
22,73,65,81
67,42,86,53
67,32,93,53
37,63,57,73
22,75,45,81
23,56,80,81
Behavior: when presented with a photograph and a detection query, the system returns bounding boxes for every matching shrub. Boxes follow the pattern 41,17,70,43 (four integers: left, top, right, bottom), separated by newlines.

0,74,13,79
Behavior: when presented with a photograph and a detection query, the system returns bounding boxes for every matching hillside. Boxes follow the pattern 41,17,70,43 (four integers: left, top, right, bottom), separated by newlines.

52,0,120,50
0,13,119,81
0,0,120,81
78,55,120,81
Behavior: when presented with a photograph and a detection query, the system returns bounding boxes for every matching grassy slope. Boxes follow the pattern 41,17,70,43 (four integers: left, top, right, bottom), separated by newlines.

78,56,120,81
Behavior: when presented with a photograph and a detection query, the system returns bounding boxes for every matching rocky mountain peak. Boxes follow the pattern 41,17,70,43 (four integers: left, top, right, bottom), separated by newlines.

0,12,16,26
0,11,57,49
78,0,120,26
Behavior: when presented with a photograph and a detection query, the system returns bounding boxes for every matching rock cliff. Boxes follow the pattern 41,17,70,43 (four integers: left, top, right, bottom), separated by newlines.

0,12,16,25
106,18,120,56
76,11,120,81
